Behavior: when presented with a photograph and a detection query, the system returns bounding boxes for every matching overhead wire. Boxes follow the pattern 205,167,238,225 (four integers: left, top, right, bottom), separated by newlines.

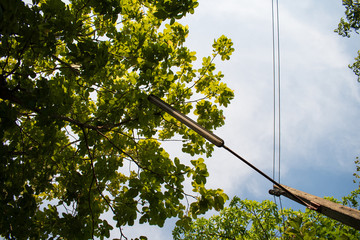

276,0,281,187
272,0,285,219
272,0,281,187
272,0,277,185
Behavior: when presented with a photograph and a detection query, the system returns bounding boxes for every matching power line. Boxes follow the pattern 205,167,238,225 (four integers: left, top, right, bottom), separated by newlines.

272,0,276,183
272,0,281,185
276,0,281,186
272,0,284,219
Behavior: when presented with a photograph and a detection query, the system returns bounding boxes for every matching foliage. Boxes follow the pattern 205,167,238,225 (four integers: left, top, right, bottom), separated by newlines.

0,0,235,239
173,197,282,240
342,158,360,209
173,161,360,239
174,197,360,240
336,0,360,81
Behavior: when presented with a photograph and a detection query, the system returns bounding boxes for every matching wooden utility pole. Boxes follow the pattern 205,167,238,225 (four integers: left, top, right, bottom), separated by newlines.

269,184,360,230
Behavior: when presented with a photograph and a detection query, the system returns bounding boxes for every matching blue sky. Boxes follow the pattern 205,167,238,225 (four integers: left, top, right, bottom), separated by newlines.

117,0,360,239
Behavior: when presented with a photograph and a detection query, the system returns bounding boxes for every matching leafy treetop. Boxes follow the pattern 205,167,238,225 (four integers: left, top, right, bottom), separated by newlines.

0,0,234,239
173,161,360,239
336,0,360,81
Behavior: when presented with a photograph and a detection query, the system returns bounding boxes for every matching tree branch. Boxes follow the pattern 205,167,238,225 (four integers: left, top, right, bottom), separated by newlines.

51,55,80,76
81,127,128,240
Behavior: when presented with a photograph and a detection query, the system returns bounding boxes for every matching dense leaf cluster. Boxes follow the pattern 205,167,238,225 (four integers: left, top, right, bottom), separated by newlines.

0,0,234,239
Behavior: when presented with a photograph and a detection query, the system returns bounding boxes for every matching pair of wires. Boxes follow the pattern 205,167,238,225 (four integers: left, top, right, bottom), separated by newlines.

271,0,282,203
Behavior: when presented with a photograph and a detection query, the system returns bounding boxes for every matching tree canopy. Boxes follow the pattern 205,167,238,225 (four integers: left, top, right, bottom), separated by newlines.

0,0,235,239
173,161,360,239
173,196,360,240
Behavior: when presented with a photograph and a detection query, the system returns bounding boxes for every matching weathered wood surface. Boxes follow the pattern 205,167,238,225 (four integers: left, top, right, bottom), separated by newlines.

272,184,360,230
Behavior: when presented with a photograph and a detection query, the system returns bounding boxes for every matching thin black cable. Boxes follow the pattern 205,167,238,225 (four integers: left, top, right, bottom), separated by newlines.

222,145,313,209
148,95,316,210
